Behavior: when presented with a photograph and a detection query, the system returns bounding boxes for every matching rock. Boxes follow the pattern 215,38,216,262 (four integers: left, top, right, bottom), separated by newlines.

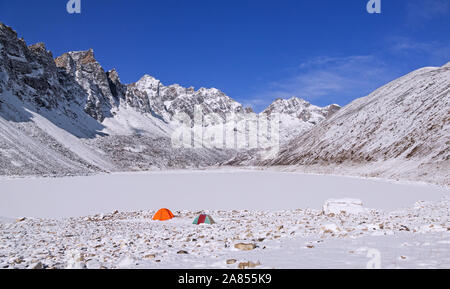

238,261,261,269
177,250,189,255
320,223,340,234
226,259,237,265
143,254,156,259
30,262,43,269
234,243,256,251
16,217,26,223
306,245,315,249
400,225,410,231
12,257,24,264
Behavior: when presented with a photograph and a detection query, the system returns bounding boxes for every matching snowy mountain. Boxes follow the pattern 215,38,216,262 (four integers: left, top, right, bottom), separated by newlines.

0,23,235,175
130,74,253,124
262,63,450,185
0,22,334,176
2,22,447,185
262,97,340,124
261,97,340,143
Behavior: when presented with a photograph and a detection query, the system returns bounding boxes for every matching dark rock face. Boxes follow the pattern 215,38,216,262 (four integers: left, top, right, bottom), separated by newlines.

55,49,118,121
1,22,266,129
0,22,249,175
0,24,64,110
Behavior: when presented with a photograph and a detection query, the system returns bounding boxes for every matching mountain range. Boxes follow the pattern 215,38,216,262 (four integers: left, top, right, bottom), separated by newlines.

0,22,448,185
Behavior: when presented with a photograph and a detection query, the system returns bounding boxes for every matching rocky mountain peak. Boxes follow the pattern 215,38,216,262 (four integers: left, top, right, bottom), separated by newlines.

106,69,121,84
135,74,161,90
0,23,17,39
28,42,50,55
263,97,311,115
54,49,118,121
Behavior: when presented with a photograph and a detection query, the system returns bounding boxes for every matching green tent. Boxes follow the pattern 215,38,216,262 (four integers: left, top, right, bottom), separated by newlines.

193,214,215,225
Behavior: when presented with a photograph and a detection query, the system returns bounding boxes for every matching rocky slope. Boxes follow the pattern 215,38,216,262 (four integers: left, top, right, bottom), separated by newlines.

0,23,232,175
2,22,447,185
0,22,336,176
262,97,340,143
1,198,448,269
262,63,450,185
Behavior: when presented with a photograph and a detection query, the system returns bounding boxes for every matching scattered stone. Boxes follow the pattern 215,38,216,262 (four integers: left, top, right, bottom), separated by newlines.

400,225,410,231
16,217,26,223
238,261,261,269
177,250,189,255
226,259,237,265
30,262,43,269
144,254,156,259
234,243,256,251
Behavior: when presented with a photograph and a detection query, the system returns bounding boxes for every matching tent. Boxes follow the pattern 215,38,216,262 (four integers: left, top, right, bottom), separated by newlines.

152,208,174,221
193,214,215,225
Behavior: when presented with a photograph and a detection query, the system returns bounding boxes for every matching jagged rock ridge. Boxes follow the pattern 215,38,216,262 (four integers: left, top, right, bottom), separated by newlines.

0,22,335,176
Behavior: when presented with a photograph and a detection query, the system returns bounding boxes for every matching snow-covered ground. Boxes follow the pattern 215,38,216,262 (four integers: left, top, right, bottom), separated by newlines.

1,170,448,218
0,170,449,269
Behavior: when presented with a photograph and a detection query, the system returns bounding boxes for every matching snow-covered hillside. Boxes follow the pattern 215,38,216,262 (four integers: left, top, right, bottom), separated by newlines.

261,97,340,143
260,63,450,185
1,22,449,185
0,22,339,176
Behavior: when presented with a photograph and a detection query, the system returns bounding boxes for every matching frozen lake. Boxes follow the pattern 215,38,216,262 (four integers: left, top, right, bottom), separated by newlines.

1,170,448,218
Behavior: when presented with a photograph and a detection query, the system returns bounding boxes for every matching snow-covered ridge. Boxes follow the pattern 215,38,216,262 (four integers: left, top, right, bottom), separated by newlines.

1,22,335,176
262,97,340,125
261,62,450,185
1,22,448,185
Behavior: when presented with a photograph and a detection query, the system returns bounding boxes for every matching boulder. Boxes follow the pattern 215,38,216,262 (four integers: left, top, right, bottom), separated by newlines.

234,243,256,251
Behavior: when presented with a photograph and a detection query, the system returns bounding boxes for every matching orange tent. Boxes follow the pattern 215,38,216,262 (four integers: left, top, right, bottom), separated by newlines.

152,208,174,221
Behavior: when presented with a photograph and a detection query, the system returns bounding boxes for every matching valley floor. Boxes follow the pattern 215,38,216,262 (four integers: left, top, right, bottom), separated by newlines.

0,170,449,269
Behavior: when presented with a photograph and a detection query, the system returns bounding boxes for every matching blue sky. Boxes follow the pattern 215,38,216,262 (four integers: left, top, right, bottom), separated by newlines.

1,0,449,111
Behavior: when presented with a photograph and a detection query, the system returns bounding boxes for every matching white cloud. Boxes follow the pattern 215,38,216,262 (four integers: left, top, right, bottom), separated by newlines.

388,37,450,64
243,37,449,112
249,55,397,108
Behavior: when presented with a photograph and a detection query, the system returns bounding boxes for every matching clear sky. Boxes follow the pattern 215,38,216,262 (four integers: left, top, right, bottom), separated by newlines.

1,0,449,111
